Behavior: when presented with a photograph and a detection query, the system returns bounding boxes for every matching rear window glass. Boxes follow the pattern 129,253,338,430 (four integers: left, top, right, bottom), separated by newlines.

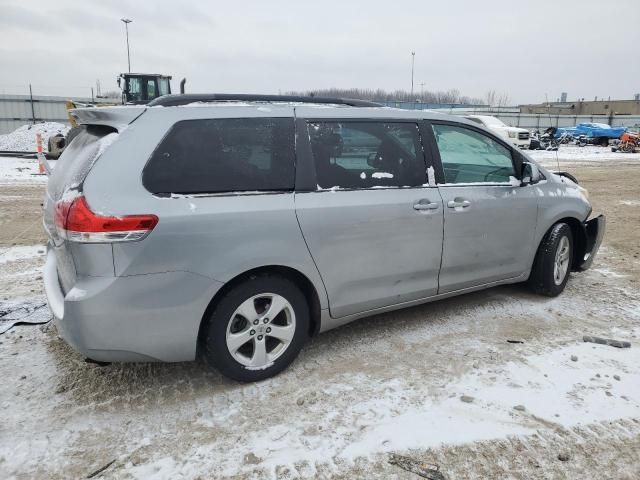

143,118,295,195
48,125,118,200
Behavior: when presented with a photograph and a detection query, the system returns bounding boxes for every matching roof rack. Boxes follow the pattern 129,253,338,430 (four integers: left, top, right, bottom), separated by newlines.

146,93,381,108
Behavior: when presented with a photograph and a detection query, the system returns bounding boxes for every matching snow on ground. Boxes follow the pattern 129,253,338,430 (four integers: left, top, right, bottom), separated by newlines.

150,268,640,478
335,340,640,463
528,145,640,165
0,244,45,265
0,245,46,300
0,122,69,152
0,156,55,184
1,140,640,478
1,251,638,478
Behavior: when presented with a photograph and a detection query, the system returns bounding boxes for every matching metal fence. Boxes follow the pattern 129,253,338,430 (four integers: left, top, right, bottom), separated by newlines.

3,94,640,137
378,101,487,110
372,103,640,130
429,107,640,130
0,94,112,135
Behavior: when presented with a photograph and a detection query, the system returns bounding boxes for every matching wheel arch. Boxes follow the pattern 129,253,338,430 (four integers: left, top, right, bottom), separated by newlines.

538,216,587,271
196,265,322,356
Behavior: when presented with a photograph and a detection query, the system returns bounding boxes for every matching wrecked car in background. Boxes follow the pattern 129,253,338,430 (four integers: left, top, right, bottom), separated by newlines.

464,115,531,149
556,122,627,146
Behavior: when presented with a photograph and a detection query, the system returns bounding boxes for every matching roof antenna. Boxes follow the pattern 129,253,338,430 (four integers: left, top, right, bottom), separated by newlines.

545,93,562,180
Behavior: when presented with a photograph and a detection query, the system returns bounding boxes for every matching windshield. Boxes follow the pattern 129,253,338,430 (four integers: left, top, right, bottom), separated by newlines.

126,77,143,103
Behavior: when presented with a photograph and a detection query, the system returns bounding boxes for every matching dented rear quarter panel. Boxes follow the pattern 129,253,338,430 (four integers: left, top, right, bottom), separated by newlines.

81,105,329,310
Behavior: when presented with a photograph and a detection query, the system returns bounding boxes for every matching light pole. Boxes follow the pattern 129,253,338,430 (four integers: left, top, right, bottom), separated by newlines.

121,18,132,73
410,51,415,99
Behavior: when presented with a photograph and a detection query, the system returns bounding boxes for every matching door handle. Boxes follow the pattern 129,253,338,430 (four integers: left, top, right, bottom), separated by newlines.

413,200,440,211
447,199,471,208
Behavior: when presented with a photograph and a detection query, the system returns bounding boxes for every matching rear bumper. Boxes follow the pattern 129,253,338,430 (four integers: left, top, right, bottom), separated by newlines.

44,250,65,320
576,214,606,271
44,247,223,362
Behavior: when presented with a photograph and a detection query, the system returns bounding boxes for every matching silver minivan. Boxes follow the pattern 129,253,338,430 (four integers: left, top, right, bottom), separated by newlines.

43,95,605,382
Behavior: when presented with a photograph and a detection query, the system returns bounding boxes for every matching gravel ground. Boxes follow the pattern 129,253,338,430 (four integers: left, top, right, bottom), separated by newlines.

1,148,639,479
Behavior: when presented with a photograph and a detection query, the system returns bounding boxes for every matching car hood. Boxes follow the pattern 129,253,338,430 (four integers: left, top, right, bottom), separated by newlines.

503,126,529,133
489,125,528,133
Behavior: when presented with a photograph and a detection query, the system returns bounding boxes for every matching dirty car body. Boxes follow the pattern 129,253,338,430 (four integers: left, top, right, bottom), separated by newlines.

42,97,605,380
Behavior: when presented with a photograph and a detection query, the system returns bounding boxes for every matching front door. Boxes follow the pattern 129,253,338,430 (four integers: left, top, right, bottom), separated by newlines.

295,120,444,318
428,122,538,293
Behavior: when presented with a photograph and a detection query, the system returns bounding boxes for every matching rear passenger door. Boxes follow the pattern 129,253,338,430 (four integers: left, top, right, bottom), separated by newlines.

427,122,538,293
294,119,443,318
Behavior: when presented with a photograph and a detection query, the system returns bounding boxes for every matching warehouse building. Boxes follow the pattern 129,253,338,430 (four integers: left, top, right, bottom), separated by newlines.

520,97,640,116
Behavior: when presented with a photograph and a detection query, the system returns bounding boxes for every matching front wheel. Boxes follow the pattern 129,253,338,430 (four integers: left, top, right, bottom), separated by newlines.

529,223,573,296
201,274,309,382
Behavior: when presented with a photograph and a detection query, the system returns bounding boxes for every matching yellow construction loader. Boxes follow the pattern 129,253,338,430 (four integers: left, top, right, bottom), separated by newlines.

48,73,185,158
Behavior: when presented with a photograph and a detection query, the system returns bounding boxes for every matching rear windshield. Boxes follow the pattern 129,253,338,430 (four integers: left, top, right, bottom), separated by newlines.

142,118,295,195
48,125,118,199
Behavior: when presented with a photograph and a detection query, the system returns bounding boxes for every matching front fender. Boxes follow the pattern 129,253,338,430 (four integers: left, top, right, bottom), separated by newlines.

575,215,606,271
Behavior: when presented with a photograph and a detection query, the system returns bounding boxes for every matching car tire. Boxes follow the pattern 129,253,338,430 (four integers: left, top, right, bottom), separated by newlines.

529,223,573,297
201,273,309,382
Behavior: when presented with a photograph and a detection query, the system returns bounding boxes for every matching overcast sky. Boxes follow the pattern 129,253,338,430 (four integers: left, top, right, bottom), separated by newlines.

1,0,638,104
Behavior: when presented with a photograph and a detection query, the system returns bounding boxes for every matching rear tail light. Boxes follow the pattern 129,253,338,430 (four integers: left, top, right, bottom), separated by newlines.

54,194,158,243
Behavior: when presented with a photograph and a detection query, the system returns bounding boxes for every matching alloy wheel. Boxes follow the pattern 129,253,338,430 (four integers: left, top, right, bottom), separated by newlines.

553,236,571,285
225,293,296,369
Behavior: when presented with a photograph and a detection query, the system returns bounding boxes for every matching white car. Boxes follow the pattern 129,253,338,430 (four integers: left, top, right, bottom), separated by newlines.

465,115,531,149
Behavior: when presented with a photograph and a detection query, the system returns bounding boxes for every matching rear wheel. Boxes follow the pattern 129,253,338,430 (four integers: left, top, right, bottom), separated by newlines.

529,223,573,296
201,274,309,382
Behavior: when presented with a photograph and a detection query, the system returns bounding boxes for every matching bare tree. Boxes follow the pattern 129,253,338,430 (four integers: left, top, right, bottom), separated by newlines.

285,87,483,105
99,90,122,99
485,90,511,107
497,92,511,107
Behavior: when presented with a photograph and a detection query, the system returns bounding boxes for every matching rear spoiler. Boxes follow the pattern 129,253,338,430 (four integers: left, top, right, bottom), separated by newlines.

68,106,146,131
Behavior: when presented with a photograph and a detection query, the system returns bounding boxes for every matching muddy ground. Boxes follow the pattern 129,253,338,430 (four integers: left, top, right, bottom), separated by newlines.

1,157,639,479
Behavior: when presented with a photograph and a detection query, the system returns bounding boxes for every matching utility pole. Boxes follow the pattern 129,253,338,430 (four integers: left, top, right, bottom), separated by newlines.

121,18,132,73
410,51,415,99
29,84,36,125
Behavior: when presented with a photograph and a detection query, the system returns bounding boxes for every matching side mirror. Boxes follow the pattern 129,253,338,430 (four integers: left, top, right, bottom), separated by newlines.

521,161,541,186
